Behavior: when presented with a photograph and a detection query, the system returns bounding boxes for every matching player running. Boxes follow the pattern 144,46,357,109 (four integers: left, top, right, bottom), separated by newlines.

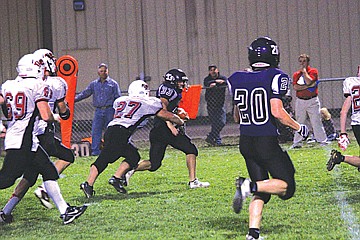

124,69,210,190
327,66,360,171
228,37,308,239
0,53,87,224
80,80,185,197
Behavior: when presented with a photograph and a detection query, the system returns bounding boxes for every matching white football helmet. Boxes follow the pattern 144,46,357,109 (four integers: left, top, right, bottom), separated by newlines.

128,80,150,98
16,53,43,78
33,48,57,75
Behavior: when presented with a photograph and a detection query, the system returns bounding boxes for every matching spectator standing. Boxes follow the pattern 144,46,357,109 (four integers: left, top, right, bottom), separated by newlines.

292,54,327,148
228,37,309,240
327,66,360,171
203,65,227,146
75,63,121,156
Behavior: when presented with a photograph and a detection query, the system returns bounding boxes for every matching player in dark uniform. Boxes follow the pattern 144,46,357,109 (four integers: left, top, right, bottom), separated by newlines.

80,80,185,197
125,69,210,189
228,37,309,240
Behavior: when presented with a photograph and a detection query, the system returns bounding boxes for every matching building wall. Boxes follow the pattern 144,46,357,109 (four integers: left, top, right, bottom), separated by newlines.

1,0,359,110
0,0,41,80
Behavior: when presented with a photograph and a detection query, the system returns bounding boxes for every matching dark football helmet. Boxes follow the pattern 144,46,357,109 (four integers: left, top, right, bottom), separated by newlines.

248,37,280,69
163,68,188,89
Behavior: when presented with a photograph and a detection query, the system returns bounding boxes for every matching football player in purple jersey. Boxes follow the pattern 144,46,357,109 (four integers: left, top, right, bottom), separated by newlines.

80,80,185,197
228,37,309,240
124,69,210,190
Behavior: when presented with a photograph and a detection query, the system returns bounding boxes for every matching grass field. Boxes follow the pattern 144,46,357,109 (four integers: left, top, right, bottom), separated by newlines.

1,139,360,239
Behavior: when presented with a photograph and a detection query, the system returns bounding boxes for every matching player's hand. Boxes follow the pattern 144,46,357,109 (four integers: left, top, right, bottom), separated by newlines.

338,133,350,151
297,124,309,140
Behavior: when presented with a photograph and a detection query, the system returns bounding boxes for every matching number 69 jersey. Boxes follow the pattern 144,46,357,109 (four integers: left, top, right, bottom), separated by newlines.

228,68,290,136
1,76,50,151
107,95,163,133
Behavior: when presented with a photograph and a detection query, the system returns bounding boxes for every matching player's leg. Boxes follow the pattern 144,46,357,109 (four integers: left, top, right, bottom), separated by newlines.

35,146,87,224
327,125,360,170
169,134,209,188
109,142,140,194
35,135,75,208
80,126,124,197
0,149,30,189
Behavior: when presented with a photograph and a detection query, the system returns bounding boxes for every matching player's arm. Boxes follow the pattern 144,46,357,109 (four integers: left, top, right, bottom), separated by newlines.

340,96,352,134
156,109,184,126
270,98,301,131
0,95,8,117
233,105,240,124
37,100,58,123
56,100,71,120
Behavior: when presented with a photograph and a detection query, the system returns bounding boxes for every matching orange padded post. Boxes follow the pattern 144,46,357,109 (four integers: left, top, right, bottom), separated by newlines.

179,85,202,119
56,55,78,148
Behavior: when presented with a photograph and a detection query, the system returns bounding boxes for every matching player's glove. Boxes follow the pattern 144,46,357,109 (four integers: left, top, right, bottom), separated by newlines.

297,124,309,140
338,133,350,151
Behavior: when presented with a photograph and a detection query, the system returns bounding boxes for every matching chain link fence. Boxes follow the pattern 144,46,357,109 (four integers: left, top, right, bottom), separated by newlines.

67,77,346,156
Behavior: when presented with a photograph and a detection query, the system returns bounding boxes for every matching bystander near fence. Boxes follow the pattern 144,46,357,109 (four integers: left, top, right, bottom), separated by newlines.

66,77,347,156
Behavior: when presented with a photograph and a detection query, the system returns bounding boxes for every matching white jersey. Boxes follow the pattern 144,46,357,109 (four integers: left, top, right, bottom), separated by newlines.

1,76,50,151
34,76,68,135
343,76,360,125
107,95,162,130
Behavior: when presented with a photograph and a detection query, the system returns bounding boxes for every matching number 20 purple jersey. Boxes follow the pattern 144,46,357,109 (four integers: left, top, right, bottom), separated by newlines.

228,68,290,136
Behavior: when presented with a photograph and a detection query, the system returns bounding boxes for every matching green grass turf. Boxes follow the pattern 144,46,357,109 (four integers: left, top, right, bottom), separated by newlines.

0,140,359,239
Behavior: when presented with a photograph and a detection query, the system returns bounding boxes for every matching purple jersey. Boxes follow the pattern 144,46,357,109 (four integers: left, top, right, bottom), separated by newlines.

228,68,290,136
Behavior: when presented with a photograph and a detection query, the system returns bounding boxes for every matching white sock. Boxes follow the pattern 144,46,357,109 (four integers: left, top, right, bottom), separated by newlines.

43,180,68,214
2,194,21,215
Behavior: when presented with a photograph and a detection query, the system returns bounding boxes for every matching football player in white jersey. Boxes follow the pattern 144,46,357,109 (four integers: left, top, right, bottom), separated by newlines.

327,66,360,171
80,80,185,197
0,53,87,224
31,49,75,208
6,49,75,209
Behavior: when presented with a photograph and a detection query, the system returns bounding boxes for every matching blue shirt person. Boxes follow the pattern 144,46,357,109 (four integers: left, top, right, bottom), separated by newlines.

75,63,121,156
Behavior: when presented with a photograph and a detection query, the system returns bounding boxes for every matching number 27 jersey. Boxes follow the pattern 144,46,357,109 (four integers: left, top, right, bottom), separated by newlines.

228,68,290,136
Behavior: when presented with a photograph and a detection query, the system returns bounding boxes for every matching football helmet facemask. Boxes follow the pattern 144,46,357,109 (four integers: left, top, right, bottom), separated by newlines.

33,48,57,75
248,37,280,69
16,53,44,79
163,69,188,90
128,80,150,98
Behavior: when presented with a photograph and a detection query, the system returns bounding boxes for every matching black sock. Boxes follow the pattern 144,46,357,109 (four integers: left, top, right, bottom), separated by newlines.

248,228,260,239
250,182,258,193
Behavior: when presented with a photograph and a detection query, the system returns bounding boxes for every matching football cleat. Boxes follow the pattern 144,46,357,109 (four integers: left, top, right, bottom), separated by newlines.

108,176,127,194
327,149,344,171
60,205,87,225
80,182,95,198
233,177,251,214
125,169,135,186
188,178,210,189
246,234,264,240
0,211,13,224
34,186,53,209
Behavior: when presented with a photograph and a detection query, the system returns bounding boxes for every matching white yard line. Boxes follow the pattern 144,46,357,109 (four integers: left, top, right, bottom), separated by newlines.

333,168,360,239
